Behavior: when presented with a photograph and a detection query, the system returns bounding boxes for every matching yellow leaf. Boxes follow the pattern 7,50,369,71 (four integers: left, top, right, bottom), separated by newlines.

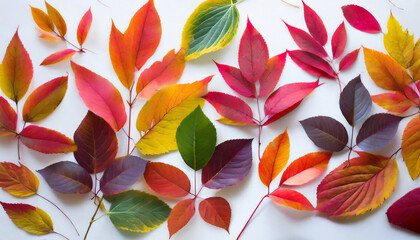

30,6,54,32
409,39,420,80
383,13,414,68
217,117,256,126
402,116,420,180
136,77,211,155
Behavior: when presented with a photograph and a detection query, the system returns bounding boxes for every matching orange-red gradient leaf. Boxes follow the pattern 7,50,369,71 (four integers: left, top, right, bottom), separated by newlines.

269,188,315,211
168,198,195,238
40,49,76,66
199,197,231,232
30,6,54,32
45,1,66,36
0,97,17,135
372,92,415,113
402,116,420,180
0,162,39,197
77,8,92,46
35,28,61,42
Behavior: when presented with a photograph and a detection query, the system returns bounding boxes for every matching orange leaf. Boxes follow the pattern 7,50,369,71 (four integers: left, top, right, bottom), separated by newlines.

258,129,290,187
168,198,195,237
402,116,420,180
35,28,61,42
136,49,185,99
199,197,231,232
0,162,39,197
45,1,66,36
30,6,54,32
77,8,92,46
372,92,415,113
0,30,33,103
40,49,76,65
280,152,332,186
269,188,314,211
0,97,17,135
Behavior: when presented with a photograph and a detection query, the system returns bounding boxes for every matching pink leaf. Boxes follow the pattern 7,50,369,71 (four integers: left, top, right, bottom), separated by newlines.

303,1,327,46
40,49,76,66
331,22,347,59
77,8,92,46
287,50,336,78
259,53,287,98
215,62,256,98
339,48,360,71
342,5,381,33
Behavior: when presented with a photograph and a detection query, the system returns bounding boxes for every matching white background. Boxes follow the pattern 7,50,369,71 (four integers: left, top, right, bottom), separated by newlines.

0,0,420,239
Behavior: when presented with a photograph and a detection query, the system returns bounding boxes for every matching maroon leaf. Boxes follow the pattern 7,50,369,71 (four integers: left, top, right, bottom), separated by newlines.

331,22,347,59
287,50,336,79
339,48,360,71
259,53,287,98
300,116,348,152
342,5,381,33
199,197,231,232
73,111,118,174
387,188,420,234
303,1,327,46
215,62,256,98
38,161,92,194
0,96,17,135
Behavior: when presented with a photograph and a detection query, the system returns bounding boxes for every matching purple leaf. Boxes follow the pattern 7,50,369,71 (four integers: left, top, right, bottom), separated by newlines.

300,116,348,152
202,139,253,189
38,161,92,194
100,156,147,195
339,75,372,126
387,188,420,234
215,62,256,98
356,113,402,151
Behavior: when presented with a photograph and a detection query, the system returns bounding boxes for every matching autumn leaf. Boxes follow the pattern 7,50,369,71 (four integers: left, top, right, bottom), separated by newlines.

181,0,239,61
331,22,347,59
22,76,68,122
259,53,287,98
77,8,92,46
302,1,327,46
317,152,398,217
339,48,360,71
40,49,76,65
0,162,38,197
401,116,420,180
387,188,420,234
372,92,415,113
30,6,54,32
287,50,335,78
199,197,231,232
35,28,61,42
168,198,195,237
269,188,314,211
341,5,381,33
45,1,66,36
136,77,211,155
215,62,256,98
0,97,17,135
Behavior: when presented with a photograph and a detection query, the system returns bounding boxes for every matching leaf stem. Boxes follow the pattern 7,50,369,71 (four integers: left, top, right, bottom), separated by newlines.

53,231,70,240
127,87,133,155
345,125,355,168
36,193,80,236
17,136,21,161
280,0,300,8
84,196,103,240
58,33,84,53
236,195,268,240
92,213,107,223
256,97,263,160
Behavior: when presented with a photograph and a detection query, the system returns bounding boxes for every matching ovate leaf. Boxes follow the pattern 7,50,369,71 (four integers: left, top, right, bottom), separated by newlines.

331,22,347,59
303,1,327,46
215,62,256,98
339,48,360,71
30,6,54,32
40,49,76,65
199,197,231,232
0,97,17,135
372,92,415,113
269,188,314,211
283,22,327,58
387,188,420,234
259,53,287,98
0,162,38,197
287,50,335,78
317,152,398,216
77,8,92,46
181,0,239,61
45,1,67,36
401,116,420,180
107,190,171,232
168,198,195,237
341,5,381,33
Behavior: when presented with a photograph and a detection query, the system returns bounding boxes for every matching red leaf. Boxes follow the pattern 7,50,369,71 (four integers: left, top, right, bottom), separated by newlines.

372,92,415,113
331,22,347,59
168,198,195,238
238,18,269,83
283,21,327,58
199,197,231,232
71,61,127,132
77,8,92,46
41,49,76,66
0,97,17,135
215,62,256,98
339,48,360,71
144,162,190,198
387,188,420,234
287,50,336,78
263,101,302,126
259,53,287,98
404,84,420,105
19,125,77,154
303,1,327,46
280,152,332,186
205,92,256,125
269,188,315,211
342,5,381,33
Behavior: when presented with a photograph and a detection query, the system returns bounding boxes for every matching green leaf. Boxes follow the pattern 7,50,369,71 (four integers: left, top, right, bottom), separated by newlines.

107,190,171,233
176,106,217,170
181,0,239,61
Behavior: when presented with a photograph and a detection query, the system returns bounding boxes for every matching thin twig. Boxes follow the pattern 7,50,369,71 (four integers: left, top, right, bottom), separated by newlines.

53,231,70,240
236,195,268,240
84,196,103,240
280,0,299,8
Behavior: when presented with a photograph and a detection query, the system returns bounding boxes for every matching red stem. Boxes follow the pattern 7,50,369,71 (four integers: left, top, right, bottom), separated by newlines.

127,88,133,155
236,195,268,240
53,231,70,240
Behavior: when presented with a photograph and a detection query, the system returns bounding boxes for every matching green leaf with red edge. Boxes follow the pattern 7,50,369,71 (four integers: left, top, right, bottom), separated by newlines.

0,97,17,135
40,49,76,65
136,49,185,99
331,22,347,59
30,6,54,32
280,152,332,186
19,125,77,154
238,18,269,83
45,1,66,36
0,202,53,235
287,50,335,79
258,129,290,187
71,61,127,132
269,188,314,211
372,92,415,113
0,30,33,103
22,76,68,122
215,62,256,98
387,187,420,234
339,48,360,71
38,161,92,194
168,198,195,237
342,5,381,33
199,197,231,232
77,8,92,46
259,53,287,98
317,152,398,217
303,1,327,46
0,162,39,197
144,162,190,198
401,115,420,180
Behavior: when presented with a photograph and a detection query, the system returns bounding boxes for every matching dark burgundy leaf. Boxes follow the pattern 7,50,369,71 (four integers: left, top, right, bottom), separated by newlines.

339,48,360,71
215,62,256,98
387,188,420,234
303,1,327,46
259,53,287,98
287,50,336,79
331,22,347,59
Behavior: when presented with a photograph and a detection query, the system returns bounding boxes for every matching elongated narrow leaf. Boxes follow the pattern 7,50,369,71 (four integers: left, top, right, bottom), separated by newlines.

202,139,253,189
372,92,415,113
0,162,38,197
136,77,211,155
387,188,420,234
283,22,327,58
71,61,127,131
263,101,303,126
77,8,92,46
199,197,231,232
280,152,332,186
38,161,92,194
181,0,239,61
258,130,290,187
269,188,314,211
35,28,61,42
401,116,420,180
0,97,17,135
356,113,402,151
287,50,335,78
107,190,171,232
300,116,348,152
342,5,381,33
136,49,185,99
238,18,269,83
259,53,287,98
45,1,66,36
205,92,255,125
0,30,33,103
303,1,327,46
339,48,360,71
22,76,68,122
100,156,147,195
331,22,347,59
30,6,54,32
0,202,53,235
339,75,372,126
176,107,216,170
144,162,190,198
19,125,77,154
317,152,398,216
215,62,256,98
40,49,76,65
168,198,195,237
